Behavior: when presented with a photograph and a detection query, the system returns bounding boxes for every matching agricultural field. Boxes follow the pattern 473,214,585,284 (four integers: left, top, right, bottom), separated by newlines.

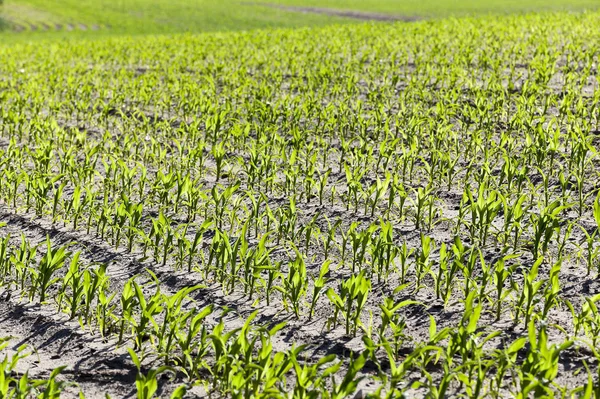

0,0,349,36
2,1,600,399
272,0,600,16
1,0,599,37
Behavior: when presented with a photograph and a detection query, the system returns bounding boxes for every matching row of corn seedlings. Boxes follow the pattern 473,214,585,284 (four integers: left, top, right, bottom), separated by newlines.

0,233,372,398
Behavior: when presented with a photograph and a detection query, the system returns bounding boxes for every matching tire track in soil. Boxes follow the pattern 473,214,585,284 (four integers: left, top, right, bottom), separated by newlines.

244,2,423,22
0,204,373,373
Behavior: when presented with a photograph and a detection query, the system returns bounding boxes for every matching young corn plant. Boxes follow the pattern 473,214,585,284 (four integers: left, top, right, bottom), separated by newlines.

378,289,418,359
493,256,518,321
175,305,214,379
415,234,434,291
30,237,70,303
410,186,440,231
371,221,399,284
575,294,600,350
308,260,330,321
518,320,573,397
529,200,568,258
276,248,308,318
152,285,203,363
57,252,85,319
128,348,173,399
132,277,164,350
288,346,337,399
326,271,371,336
514,257,546,327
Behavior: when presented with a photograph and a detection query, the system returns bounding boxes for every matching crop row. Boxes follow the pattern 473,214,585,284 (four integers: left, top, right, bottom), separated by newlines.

3,231,600,397
0,231,370,398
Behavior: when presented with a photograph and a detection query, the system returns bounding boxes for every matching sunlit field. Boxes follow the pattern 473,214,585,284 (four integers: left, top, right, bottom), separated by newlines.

1,1,600,398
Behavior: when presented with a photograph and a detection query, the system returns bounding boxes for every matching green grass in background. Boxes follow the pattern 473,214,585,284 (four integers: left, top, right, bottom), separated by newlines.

0,0,598,40
0,0,349,38
272,0,600,16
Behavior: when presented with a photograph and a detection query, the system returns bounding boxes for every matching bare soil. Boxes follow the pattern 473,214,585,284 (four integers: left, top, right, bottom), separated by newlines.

245,2,422,22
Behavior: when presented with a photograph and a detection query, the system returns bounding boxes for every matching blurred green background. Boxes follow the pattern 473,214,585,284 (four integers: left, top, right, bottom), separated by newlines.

0,0,598,39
